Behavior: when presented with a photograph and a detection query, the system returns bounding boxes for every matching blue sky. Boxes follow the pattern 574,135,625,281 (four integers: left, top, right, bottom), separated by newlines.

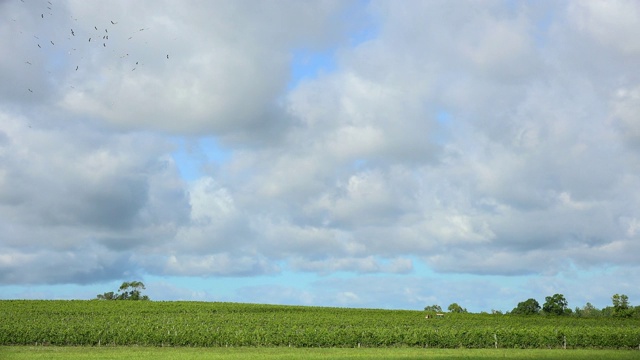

1,0,640,313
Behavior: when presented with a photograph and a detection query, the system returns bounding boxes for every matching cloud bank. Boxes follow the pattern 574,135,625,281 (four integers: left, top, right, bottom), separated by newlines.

1,0,639,310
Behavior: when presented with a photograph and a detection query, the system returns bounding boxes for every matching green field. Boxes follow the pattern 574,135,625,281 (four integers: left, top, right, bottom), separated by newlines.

2,347,640,360
1,300,639,351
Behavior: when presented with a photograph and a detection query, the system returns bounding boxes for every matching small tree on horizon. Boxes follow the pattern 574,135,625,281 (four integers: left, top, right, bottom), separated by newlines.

511,298,541,315
542,293,570,315
424,304,443,313
612,294,633,318
447,302,468,313
96,281,150,301
574,302,601,317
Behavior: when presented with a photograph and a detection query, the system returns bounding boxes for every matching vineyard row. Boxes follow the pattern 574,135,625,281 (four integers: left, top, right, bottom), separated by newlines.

2,300,639,349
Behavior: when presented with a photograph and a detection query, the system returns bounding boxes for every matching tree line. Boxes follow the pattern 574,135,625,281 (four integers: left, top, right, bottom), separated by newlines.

100,281,635,319
425,293,639,318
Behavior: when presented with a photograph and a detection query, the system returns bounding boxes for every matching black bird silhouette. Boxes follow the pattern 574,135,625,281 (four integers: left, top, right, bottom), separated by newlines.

103,43,106,47
76,66,78,71
25,61,32,65
167,54,169,59
111,21,117,24
71,29,75,36
50,40,54,45
89,37,91,42
41,14,43,18
37,44,41,48
28,89,33,93
94,26,98,30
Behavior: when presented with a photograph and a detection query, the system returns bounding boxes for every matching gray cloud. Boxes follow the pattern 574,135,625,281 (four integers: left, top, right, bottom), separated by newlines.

0,108,189,284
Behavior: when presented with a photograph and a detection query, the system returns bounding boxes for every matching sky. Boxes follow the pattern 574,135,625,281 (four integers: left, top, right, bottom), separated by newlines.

1,0,640,313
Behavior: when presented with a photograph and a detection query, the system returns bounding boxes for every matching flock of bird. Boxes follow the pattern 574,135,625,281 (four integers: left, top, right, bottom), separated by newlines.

21,0,170,94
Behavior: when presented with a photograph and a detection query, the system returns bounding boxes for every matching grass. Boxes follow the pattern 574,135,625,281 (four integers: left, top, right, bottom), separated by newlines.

1,347,639,360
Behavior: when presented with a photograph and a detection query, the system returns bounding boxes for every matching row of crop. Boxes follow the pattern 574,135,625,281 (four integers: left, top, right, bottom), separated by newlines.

2,322,639,348
2,301,640,348
10,300,619,329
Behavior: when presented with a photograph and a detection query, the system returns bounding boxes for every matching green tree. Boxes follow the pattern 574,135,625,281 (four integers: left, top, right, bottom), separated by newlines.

543,293,569,315
574,302,600,317
117,281,149,300
96,281,150,301
447,303,467,313
612,294,633,318
511,298,540,315
612,294,628,309
424,304,442,312
96,291,116,300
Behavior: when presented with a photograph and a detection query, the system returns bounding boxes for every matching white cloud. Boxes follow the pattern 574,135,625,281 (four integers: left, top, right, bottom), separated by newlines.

159,254,279,277
56,0,354,140
610,85,640,146
290,256,413,275
569,0,640,55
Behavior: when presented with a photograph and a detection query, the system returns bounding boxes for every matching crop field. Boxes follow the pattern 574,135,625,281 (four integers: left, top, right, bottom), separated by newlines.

1,300,640,349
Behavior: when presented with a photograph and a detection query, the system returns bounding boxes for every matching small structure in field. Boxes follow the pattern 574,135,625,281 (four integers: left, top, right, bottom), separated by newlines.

425,313,445,319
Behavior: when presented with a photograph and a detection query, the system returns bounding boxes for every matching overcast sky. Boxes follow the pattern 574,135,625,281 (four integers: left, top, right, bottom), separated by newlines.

1,0,639,312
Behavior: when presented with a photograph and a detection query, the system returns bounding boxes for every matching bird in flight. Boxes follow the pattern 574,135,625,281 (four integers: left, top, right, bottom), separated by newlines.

28,89,33,93
71,29,75,36
111,21,117,24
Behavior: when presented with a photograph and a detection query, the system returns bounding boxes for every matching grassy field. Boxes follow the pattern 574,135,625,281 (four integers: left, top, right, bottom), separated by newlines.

2,347,640,360
2,300,640,350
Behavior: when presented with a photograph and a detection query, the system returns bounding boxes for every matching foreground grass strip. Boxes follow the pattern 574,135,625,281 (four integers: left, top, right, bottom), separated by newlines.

1,347,640,360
